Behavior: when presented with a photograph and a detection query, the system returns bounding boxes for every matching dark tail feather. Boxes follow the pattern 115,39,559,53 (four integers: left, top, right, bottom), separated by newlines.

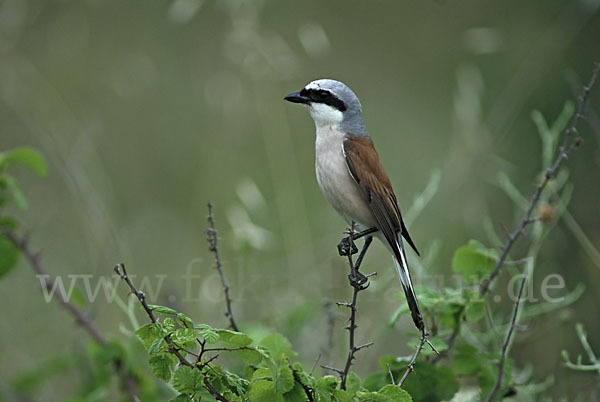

392,239,424,331
401,282,424,331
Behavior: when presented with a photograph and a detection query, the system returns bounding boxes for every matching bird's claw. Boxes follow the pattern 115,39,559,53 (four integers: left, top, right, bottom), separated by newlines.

338,237,359,256
348,271,369,289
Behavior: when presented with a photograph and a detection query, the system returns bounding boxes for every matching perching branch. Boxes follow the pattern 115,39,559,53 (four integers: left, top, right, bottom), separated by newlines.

205,202,239,332
114,263,230,402
480,61,600,294
2,228,140,402
484,276,527,402
323,223,375,390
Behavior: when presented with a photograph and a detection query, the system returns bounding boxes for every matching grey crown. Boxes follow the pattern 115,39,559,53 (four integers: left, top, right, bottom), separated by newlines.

310,79,369,136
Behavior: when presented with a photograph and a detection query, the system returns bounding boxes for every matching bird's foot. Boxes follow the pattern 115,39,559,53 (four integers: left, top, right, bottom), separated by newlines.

338,236,359,256
348,270,369,290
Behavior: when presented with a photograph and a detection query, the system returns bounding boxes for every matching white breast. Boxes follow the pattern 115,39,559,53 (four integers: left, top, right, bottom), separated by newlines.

314,125,377,230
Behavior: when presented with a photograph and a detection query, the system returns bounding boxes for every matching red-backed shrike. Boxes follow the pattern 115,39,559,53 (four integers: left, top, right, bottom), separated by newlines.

284,79,424,333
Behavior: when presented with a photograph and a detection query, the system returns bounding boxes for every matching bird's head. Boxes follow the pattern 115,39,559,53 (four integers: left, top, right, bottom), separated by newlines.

284,79,368,135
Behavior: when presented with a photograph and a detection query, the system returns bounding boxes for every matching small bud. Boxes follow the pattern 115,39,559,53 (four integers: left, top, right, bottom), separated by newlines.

539,205,555,222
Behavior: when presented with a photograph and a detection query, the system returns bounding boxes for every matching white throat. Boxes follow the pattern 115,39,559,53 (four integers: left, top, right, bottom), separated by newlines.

307,103,344,130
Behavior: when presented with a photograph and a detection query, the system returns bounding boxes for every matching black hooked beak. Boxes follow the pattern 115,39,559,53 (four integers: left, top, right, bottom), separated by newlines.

284,91,309,104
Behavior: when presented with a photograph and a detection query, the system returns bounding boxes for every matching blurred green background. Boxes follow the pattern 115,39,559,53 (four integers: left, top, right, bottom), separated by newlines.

1,0,599,400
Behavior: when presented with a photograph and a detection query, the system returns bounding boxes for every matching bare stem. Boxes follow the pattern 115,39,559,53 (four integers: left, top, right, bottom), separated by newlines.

205,202,239,332
481,61,600,294
2,228,140,402
483,276,527,402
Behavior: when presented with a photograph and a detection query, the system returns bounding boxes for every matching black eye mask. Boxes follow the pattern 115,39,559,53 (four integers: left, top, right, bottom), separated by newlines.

300,88,347,112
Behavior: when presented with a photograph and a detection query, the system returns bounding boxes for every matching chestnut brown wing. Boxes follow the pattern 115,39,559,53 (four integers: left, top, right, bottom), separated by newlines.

342,135,419,256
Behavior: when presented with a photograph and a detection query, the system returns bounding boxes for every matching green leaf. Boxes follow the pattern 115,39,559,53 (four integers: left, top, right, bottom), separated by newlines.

177,313,194,328
399,362,458,401
283,382,309,402
148,304,178,315
315,375,338,401
174,328,196,344
0,233,20,279
135,323,161,350
148,337,165,355
465,297,486,322
232,347,264,365
216,329,253,347
252,368,272,381
453,344,482,375
222,369,250,396
148,353,177,381
196,324,220,344
332,389,352,402
378,384,412,401
346,371,362,396
0,147,47,176
259,333,296,360
248,379,284,402
163,317,176,332
172,366,203,394
452,240,497,284
273,363,294,394
4,174,28,210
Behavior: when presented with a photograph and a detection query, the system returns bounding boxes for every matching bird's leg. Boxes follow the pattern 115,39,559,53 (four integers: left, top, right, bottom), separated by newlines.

338,227,378,256
348,236,374,288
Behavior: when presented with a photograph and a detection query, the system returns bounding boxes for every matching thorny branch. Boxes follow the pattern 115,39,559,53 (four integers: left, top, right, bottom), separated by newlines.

323,223,375,390
206,202,239,332
484,276,527,402
480,62,600,295
2,228,140,402
114,263,230,402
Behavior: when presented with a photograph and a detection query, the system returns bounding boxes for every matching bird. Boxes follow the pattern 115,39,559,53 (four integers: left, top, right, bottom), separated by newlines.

284,79,425,333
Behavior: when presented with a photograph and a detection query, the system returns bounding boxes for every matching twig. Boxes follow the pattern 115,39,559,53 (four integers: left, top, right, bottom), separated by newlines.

386,363,395,385
205,202,239,332
481,62,600,294
114,263,230,402
309,353,321,376
484,276,527,402
2,229,140,402
321,365,344,375
398,334,429,387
